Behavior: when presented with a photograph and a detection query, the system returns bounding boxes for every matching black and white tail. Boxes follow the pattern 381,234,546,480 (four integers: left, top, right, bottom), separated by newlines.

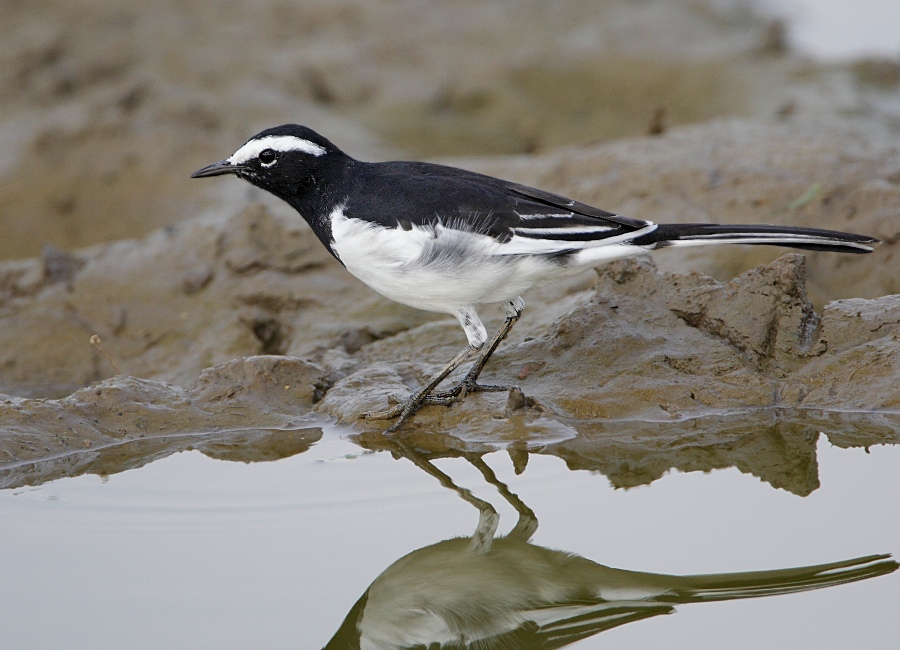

636,223,878,254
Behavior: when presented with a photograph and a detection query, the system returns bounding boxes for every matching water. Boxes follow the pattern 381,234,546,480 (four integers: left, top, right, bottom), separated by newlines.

1,420,898,649
763,0,900,60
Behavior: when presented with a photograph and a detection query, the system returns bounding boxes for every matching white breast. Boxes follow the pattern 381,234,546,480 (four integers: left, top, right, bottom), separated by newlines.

329,208,566,314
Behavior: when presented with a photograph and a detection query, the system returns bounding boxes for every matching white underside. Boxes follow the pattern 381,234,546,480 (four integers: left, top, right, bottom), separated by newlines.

329,208,653,315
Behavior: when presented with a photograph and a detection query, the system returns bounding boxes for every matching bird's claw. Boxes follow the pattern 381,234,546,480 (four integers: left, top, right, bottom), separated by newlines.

359,380,518,433
429,380,513,402
360,402,405,420
359,392,408,420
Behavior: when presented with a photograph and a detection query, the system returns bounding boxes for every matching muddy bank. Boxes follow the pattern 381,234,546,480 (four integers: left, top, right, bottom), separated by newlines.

0,118,897,401
1,0,899,492
0,356,325,488
3,364,899,496
2,117,900,490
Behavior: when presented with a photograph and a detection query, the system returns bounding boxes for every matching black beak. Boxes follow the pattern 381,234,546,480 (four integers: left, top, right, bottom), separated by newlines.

190,160,247,178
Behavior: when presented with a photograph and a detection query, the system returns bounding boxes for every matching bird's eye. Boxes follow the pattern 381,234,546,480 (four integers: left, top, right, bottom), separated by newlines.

259,149,278,166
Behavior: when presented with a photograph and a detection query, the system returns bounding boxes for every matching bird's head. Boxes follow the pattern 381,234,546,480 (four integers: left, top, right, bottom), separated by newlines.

191,124,344,199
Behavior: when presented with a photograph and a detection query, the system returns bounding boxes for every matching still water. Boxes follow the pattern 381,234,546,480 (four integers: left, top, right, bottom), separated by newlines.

1,412,898,649
764,0,900,60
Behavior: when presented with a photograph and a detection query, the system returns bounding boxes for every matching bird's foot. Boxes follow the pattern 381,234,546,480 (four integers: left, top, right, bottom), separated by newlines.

359,394,406,421
360,389,434,434
424,378,514,406
360,378,517,434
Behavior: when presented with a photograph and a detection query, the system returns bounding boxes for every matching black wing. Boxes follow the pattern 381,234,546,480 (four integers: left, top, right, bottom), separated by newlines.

346,160,652,245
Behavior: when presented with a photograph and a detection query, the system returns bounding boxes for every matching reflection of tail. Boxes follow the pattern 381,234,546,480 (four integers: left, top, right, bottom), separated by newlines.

664,554,897,603
635,223,878,254
531,555,898,648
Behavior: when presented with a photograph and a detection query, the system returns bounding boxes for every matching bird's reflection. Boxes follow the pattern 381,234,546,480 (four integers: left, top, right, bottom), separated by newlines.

324,439,897,650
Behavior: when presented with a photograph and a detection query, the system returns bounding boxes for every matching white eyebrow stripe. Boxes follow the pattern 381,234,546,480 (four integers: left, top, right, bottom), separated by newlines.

228,135,326,164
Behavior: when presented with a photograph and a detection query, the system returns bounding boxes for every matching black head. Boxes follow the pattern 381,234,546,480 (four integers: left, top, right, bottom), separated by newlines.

191,124,346,199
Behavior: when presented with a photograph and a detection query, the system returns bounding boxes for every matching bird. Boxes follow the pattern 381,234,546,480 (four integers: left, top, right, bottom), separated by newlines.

192,124,878,432
322,537,897,649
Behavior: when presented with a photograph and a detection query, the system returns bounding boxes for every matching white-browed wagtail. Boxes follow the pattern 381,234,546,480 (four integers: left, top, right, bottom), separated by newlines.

192,125,878,432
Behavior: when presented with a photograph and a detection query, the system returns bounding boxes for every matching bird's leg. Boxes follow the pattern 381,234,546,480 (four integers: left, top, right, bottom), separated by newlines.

360,343,481,429
361,301,524,433
427,298,525,404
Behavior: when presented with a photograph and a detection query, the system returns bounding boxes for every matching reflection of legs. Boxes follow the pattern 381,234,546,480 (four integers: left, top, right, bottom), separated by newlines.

392,442,499,554
467,454,538,542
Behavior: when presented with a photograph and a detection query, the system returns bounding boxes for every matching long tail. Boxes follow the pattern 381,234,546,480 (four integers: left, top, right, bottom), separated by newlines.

668,554,898,603
635,223,879,254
